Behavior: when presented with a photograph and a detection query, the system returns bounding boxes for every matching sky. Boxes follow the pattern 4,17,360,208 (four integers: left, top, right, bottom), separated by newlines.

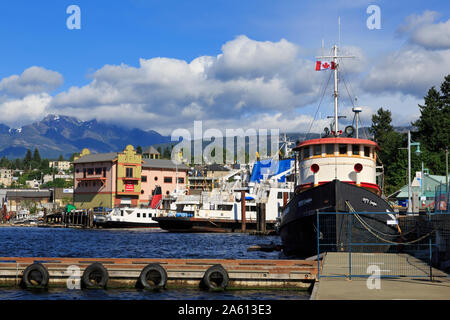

0,0,449,135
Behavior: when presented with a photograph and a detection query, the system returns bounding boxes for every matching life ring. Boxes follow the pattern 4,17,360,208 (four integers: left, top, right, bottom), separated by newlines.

200,264,229,291
21,263,50,289
81,262,109,289
137,263,168,290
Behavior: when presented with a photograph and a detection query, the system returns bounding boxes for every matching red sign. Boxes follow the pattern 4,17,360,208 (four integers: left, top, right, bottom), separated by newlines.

125,184,134,192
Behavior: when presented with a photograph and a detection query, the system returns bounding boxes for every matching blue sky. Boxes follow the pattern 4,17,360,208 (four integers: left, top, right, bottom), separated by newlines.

0,0,449,134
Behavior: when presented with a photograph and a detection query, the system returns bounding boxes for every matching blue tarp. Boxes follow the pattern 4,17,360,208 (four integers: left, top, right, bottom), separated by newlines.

249,158,293,183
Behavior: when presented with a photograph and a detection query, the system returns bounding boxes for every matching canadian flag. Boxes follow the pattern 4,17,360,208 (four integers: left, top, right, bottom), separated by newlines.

315,61,336,71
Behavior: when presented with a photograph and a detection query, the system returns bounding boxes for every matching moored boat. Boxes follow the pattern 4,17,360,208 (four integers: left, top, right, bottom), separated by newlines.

279,43,400,258
94,186,163,228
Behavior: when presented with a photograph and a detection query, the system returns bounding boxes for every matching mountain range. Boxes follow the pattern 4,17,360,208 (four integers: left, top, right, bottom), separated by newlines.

0,115,171,159
0,114,414,160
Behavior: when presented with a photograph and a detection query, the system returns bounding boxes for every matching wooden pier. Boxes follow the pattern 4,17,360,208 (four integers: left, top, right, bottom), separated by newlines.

0,257,319,290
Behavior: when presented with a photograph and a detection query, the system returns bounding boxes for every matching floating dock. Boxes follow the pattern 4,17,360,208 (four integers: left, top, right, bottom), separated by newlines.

0,257,318,290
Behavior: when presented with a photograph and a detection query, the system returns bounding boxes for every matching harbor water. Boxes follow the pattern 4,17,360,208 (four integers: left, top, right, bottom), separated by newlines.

0,227,309,300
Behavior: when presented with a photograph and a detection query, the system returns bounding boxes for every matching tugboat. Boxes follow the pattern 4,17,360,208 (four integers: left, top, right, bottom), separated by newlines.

279,44,400,258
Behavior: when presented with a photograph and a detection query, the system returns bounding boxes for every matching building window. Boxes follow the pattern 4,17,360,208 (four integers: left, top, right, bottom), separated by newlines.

83,168,87,178
277,192,283,199
87,168,94,175
137,213,140,218
339,144,347,155
154,176,158,181
303,147,310,159
103,167,107,178
126,167,133,178
313,145,322,156
352,145,360,156
177,177,184,184
142,176,147,182
364,146,370,157
164,177,173,183
326,144,334,155
143,213,146,218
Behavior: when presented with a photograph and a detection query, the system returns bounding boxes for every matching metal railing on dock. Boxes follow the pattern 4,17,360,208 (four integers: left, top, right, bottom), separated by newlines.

316,211,450,280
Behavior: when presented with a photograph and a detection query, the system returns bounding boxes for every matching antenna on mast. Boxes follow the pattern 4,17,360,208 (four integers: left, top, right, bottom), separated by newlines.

316,19,354,136
338,16,341,47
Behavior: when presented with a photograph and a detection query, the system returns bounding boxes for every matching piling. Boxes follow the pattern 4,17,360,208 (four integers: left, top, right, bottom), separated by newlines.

256,203,266,233
241,190,246,232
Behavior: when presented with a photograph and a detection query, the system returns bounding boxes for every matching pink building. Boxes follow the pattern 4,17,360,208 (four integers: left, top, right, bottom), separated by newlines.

140,159,189,204
73,146,189,209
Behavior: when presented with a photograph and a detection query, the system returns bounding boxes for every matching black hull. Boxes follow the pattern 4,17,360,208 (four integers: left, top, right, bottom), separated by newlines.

95,221,160,228
279,180,398,258
154,217,276,233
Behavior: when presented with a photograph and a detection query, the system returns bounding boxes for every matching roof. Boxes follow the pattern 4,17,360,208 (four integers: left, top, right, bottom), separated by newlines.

294,137,379,151
142,159,189,170
143,146,160,155
395,173,450,198
6,190,52,198
73,152,117,164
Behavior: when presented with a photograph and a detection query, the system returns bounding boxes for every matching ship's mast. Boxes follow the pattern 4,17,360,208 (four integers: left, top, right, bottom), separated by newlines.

333,44,339,133
317,43,354,136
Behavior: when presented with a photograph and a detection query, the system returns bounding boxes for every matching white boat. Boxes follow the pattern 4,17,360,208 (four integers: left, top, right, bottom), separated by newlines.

154,158,295,232
94,186,163,228
94,207,160,228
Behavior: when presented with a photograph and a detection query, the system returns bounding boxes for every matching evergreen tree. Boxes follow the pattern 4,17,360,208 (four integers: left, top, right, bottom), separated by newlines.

58,154,64,161
33,148,41,163
136,146,143,154
413,74,450,175
163,147,171,159
370,108,406,195
24,149,32,170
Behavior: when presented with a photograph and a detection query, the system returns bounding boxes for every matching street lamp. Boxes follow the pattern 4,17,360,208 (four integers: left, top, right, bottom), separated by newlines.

407,130,421,213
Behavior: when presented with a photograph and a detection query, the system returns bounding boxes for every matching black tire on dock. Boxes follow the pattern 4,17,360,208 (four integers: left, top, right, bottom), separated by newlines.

21,263,50,290
137,263,168,290
200,264,229,291
81,262,109,289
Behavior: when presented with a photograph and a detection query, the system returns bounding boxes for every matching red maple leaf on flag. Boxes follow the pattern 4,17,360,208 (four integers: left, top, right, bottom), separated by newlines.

322,62,330,69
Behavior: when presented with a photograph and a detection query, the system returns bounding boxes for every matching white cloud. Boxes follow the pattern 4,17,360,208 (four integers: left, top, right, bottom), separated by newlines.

362,46,450,97
411,19,450,50
0,93,52,127
46,35,332,133
0,66,63,98
397,11,450,50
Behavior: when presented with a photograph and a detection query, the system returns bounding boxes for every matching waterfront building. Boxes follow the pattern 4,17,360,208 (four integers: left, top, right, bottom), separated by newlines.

0,189,52,212
49,161,72,172
393,171,450,211
0,168,12,187
73,145,188,210
42,174,72,184
54,188,74,207
142,146,160,159
204,164,231,179
140,158,188,200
